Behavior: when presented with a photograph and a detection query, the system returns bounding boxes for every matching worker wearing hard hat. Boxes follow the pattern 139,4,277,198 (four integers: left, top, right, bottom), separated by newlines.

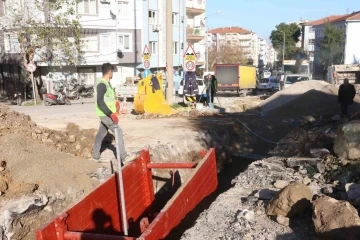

92,63,135,163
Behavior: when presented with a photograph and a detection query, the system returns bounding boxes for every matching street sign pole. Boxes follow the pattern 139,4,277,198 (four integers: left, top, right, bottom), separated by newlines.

31,72,36,106
165,0,173,104
26,63,37,106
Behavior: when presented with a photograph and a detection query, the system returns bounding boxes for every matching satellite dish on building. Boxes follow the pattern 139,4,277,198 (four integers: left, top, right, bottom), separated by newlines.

109,1,119,16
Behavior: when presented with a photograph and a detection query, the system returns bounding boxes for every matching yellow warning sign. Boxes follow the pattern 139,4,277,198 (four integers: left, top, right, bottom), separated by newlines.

185,55,196,61
183,44,196,62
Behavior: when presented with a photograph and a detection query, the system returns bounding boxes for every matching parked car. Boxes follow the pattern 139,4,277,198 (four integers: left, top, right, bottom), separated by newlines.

281,74,310,89
269,77,280,91
256,78,272,91
178,77,206,96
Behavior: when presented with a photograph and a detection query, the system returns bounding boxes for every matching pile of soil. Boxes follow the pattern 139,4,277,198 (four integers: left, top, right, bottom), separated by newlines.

268,85,360,119
0,134,100,195
259,80,330,114
0,104,112,158
259,81,360,119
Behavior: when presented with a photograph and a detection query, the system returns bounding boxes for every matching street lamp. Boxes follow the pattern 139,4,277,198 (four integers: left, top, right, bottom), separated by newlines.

205,10,222,72
277,30,285,70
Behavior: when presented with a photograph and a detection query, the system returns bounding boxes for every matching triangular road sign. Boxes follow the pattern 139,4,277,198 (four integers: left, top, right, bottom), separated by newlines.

142,45,150,57
183,44,196,57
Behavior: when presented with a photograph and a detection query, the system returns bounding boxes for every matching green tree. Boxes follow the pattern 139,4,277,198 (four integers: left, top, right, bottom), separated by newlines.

269,22,301,61
0,0,83,101
318,23,345,70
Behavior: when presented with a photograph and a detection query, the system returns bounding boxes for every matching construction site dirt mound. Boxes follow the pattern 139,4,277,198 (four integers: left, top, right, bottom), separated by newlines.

268,85,360,119
0,134,100,195
259,80,330,114
0,104,112,158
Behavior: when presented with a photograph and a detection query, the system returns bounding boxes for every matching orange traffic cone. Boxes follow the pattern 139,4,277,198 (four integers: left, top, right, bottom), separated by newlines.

121,98,127,114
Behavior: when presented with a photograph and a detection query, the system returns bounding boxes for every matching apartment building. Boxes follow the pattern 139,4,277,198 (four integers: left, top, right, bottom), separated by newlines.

146,0,186,90
312,12,360,74
186,0,206,68
0,0,145,94
268,45,278,67
301,15,345,63
258,38,268,66
207,27,261,66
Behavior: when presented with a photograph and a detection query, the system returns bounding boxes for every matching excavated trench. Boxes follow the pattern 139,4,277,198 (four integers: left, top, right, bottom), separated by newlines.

165,155,256,239
146,116,286,239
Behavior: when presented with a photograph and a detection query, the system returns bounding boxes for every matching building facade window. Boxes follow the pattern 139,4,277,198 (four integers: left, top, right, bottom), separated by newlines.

82,33,98,52
118,33,131,51
77,0,97,15
173,42,178,55
5,34,20,53
172,13,178,25
149,41,157,55
78,68,95,85
118,1,129,17
149,10,157,24
101,34,111,51
308,39,315,45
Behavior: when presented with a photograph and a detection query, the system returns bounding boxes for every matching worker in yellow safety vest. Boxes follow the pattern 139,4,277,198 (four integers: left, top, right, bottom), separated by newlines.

92,63,136,163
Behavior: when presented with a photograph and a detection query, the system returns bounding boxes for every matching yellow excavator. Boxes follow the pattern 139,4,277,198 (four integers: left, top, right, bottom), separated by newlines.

134,73,176,115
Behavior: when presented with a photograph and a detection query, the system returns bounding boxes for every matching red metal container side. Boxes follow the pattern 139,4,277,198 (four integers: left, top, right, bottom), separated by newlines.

138,149,217,239
36,148,218,240
36,150,154,240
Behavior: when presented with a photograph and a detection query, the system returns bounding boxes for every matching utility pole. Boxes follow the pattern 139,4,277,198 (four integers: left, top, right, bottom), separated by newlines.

278,30,286,71
165,0,173,104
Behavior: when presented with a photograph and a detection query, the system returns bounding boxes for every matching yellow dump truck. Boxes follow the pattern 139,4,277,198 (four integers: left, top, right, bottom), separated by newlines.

214,64,256,96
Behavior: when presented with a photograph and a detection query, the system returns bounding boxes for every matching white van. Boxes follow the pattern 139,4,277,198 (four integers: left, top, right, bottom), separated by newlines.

282,74,310,89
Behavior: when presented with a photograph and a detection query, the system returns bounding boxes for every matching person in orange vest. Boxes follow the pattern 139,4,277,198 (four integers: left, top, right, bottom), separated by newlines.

92,63,136,163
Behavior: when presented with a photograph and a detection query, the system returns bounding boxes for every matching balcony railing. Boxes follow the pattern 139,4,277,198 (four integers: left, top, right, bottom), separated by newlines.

187,27,205,40
186,0,206,11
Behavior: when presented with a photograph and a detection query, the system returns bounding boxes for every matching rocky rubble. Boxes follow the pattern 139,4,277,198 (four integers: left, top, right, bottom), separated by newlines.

334,120,360,160
312,196,360,240
182,111,360,240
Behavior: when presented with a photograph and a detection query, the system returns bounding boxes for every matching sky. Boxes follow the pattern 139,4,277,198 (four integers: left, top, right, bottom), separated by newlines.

207,0,360,40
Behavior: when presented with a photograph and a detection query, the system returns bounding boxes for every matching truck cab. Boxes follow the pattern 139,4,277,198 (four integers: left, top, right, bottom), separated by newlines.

283,60,311,79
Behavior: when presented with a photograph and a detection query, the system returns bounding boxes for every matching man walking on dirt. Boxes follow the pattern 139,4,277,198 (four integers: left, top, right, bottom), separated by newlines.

338,78,356,118
92,63,135,163
205,74,217,105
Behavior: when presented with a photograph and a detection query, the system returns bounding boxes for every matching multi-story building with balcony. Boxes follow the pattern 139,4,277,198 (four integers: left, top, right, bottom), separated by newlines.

1,0,146,92
145,0,186,90
268,45,278,68
185,0,206,69
310,12,360,76
207,27,259,66
258,38,268,67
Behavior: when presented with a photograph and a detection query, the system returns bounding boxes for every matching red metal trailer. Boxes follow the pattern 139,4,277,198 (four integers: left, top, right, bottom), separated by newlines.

36,148,217,240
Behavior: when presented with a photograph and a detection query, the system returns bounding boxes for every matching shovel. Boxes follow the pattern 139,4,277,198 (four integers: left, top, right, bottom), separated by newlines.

114,124,128,236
